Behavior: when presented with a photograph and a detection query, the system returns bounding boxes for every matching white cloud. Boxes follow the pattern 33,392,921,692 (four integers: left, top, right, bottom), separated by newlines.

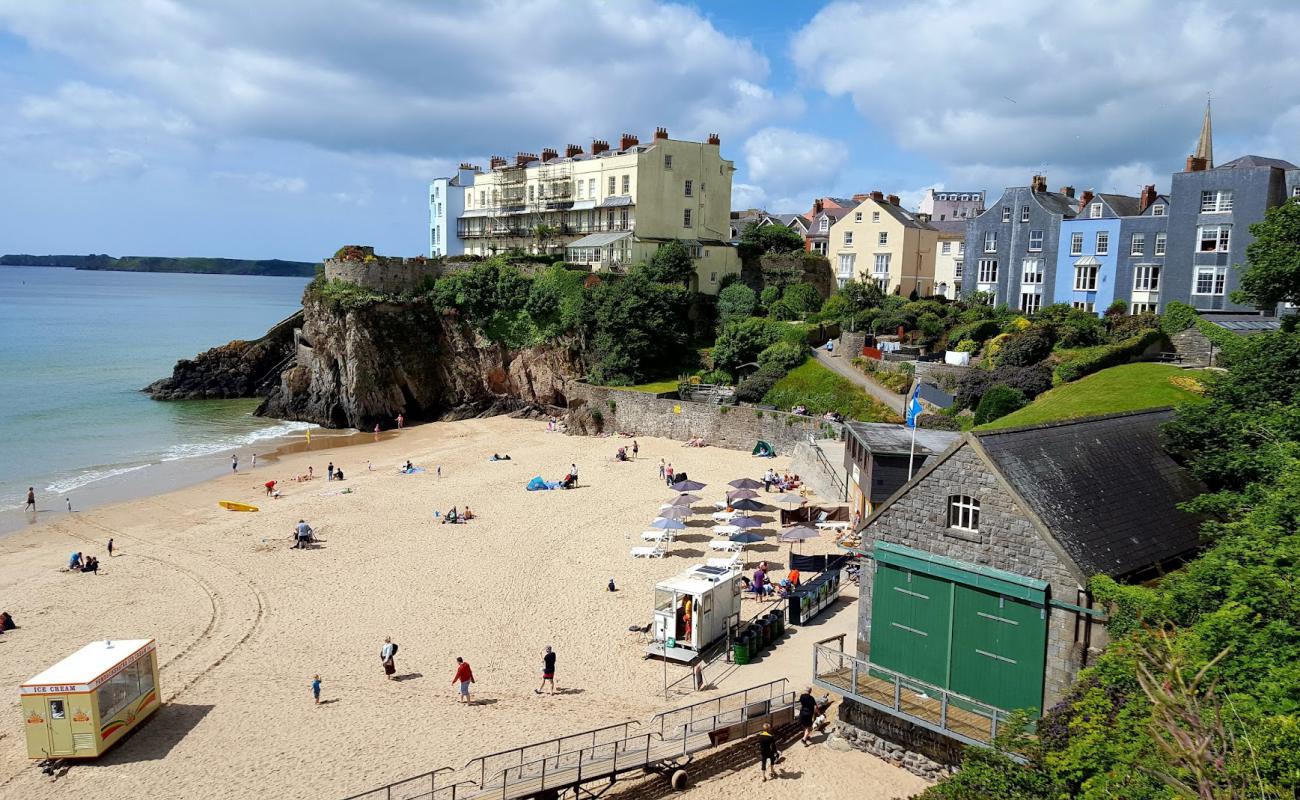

0,0,782,159
52,148,145,181
1103,162,1161,196
793,0,1300,184
731,182,768,210
214,171,308,193
743,128,848,205
20,82,193,135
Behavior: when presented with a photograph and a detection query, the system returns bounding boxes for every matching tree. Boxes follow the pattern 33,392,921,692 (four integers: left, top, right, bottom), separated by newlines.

587,269,691,384
717,283,757,327
711,317,783,373
1233,198,1300,315
782,283,822,314
533,224,559,254
840,279,885,313
643,240,696,286
740,222,805,254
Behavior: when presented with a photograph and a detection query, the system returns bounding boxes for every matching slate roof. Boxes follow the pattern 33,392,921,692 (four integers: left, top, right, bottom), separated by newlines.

1034,191,1080,218
929,220,967,236
845,422,959,456
973,408,1204,578
878,202,937,230
1217,155,1299,170
1098,193,1140,217
916,382,955,409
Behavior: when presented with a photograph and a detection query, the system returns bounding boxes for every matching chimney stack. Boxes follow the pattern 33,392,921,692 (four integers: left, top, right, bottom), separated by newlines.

869,191,884,202
458,162,474,171
1078,189,1095,211
1031,174,1047,193
515,152,536,167
541,148,558,163
489,155,506,169
707,133,720,146
654,127,668,141
591,139,609,155
1185,155,1208,173
886,193,900,206
1139,184,1158,212
620,132,640,151
565,143,583,158
1059,186,1075,198
813,199,824,214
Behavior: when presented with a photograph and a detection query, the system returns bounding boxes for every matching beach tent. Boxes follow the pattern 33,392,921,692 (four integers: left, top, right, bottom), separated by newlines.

526,476,552,491
752,441,775,457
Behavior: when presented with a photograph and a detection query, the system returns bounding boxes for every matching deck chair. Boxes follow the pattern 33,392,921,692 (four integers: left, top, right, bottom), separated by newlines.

630,544,666,558
708,539,742,552
707,551,744,571
641,530,675,542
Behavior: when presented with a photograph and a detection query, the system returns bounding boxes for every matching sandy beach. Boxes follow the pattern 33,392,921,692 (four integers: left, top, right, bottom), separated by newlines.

0,416,925,800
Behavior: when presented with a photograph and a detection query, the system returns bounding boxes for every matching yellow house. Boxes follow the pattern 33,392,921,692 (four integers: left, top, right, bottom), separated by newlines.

828,192,938,296
458,130,739,293
931,220,967,299
21,639,161,759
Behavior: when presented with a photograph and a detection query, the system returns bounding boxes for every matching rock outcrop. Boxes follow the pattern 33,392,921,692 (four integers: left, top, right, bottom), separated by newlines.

254,298,585,429
144,311,301,399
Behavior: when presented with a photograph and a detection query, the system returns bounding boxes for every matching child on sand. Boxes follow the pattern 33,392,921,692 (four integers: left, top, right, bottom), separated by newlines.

312,675,321,704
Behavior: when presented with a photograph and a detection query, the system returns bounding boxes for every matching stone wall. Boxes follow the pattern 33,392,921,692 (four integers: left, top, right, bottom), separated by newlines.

565,383,841,456
828,700,961,780
323,257,440,294
1169,327,1214,367
914,361,972,392
838,331,866,358
857,443,1090,708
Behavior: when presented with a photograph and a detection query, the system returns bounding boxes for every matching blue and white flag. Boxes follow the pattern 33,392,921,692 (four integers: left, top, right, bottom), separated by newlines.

905,390,923,429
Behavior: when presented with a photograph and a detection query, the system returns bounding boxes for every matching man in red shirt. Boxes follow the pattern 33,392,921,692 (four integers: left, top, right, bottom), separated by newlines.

452,657,475,704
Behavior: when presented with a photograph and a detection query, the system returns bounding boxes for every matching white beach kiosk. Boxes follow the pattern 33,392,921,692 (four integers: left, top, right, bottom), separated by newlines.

20,639,160,760
647,565,742,663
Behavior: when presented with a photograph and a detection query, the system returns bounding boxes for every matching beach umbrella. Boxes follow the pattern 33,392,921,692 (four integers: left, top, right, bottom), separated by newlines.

728,531,765,544
657,506,693,520
729,498,770,512
730,515,763,529
670,479,707,492
728,477,764,490
773,493,806,506
669,493,702,505
649,517,687,530
726,488,760,501
779,526,821,542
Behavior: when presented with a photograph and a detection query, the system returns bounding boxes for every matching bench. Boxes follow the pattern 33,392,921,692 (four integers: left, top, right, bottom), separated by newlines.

1154,352,1185,363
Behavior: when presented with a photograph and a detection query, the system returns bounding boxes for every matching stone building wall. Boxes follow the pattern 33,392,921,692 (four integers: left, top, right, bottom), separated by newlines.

913,361,972,392
323,257,440,294
1169,327,1214,366
856,443,1088,708
565,383,841,456
830,700,961,779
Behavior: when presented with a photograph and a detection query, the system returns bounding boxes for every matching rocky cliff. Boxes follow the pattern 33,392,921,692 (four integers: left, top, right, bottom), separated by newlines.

144,310,301,399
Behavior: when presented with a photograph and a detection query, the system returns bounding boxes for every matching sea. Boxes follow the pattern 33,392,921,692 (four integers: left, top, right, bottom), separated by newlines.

0,266,312,529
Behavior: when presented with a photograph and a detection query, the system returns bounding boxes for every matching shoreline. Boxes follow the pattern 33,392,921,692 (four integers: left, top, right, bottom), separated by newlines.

0,423,398,538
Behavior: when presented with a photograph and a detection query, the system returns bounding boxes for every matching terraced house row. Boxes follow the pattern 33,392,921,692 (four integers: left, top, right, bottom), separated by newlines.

964,103,1300,315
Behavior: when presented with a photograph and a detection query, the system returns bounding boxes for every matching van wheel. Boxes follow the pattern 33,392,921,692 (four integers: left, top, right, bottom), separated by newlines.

670,769,689,790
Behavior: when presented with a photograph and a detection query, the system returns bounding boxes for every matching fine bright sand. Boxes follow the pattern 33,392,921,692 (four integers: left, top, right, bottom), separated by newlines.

0,416,926,800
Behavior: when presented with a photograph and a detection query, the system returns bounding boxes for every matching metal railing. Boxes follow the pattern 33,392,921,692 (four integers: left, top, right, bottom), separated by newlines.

651,679,791,739
806,433,848,501
812,643,1016,752
340,767,473,800
463,720,639,789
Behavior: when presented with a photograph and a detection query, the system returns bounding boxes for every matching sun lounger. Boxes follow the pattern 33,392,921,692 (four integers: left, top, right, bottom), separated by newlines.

711,511,737,523
641,530,673,542
711,524,740,537
709,540,743,552
816,521,851,532
630,544,666,558
707,551,744,571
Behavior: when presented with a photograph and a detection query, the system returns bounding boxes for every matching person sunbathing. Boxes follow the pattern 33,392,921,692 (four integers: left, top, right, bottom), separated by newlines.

442,507,459,524
462,506,475,520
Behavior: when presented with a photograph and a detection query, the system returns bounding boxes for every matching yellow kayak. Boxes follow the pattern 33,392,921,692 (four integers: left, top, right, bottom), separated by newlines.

218,501,259,512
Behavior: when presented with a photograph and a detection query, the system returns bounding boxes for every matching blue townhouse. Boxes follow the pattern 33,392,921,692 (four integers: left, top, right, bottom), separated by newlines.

963,176,1077,313
1056,189,1170,315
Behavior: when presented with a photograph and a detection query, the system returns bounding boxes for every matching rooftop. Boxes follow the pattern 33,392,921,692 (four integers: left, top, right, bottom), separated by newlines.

23,639,154,688
845,422,959,456
1216,155,1299,170
973,409,1204,578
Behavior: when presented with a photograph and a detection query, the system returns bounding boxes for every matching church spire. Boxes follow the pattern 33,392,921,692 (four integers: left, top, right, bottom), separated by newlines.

1195,98,1213,168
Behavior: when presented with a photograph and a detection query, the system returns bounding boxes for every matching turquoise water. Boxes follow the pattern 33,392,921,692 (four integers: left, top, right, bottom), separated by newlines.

0,266,310,511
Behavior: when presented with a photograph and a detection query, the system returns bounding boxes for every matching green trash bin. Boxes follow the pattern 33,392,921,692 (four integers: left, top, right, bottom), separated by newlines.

733,639,749,665
772,610,785,638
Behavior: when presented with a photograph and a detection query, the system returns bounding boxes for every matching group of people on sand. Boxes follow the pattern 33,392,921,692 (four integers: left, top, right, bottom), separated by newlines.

439,505,475,524
0,611,15,635
761,468,801,492
614,441,639,462
66,551,101,574
291,519,315,549
682,436,706,448
335,638,556,707
740,562,801,600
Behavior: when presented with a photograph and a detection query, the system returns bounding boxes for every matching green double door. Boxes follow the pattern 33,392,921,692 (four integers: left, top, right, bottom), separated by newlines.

871,562,1047,714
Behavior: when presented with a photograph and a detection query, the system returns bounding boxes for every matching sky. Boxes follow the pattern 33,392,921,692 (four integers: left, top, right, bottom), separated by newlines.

1,0,1298,261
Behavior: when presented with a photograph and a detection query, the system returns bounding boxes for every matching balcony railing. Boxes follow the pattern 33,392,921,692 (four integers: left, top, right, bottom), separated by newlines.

812,641,1018,754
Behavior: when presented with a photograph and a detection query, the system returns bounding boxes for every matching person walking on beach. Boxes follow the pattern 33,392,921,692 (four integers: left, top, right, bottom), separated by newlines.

535,646,556,695
436,465,442,479
107,538,114,558
312,674,322,705
658,460,665,480
798,687,817,746
231,454,239,473
251,453,257,468
327,462,335,481
380,637,398,679
665,463,674,486
24,487,35,512
397,413,404,430
452,657,475,704
756,722,779,781
632,440,639,460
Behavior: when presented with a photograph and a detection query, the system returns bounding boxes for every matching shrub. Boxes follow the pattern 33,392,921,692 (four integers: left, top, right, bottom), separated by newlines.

1159,300,1198,334
712,317,784,373
991,364,1053,399
996,328,1055,368
916,413,962,431
1052,329,1166,385
643,240,695,285
717,283,758,326
735,362,787,402
974,384,1027,425
1108,311,1160,341
760,285,782,306
757,341,808,372
954,370,996,410
782,283,822,314
948,319,1001,345
696,368,732,385
767,299,798,320
953,338,978,353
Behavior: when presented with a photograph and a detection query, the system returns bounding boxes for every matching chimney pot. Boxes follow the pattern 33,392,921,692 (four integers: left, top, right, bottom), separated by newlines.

591,139,609,155
1078,189,1095,212
1139,184,1158,213
707,133,720,145
886,194,900,206
565,143,583,158
1059,185,1075,198
541,148,558,163
489,155,506,169
620,132,640,151
869,191,884,202
654,127,668,140
515,152,536,167
1031,174,1047,193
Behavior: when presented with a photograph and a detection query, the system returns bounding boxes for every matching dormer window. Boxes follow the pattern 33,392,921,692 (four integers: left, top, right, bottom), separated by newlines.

1090,203,1103,219
1152,203,1166,217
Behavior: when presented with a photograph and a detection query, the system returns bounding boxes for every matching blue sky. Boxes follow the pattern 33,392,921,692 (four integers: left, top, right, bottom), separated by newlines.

0,0,1297,261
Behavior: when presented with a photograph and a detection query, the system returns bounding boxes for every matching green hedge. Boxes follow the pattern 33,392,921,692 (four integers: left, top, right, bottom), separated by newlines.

1052,329,1165,385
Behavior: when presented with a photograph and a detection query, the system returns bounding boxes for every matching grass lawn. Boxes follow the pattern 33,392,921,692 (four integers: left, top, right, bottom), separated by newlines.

763,360,900,423
615,379,681,394
978,363,1210,430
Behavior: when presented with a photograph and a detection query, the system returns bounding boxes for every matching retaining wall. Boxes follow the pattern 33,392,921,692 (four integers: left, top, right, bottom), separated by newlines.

566,383,841,456
913,362,972,391
323,257,440,294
